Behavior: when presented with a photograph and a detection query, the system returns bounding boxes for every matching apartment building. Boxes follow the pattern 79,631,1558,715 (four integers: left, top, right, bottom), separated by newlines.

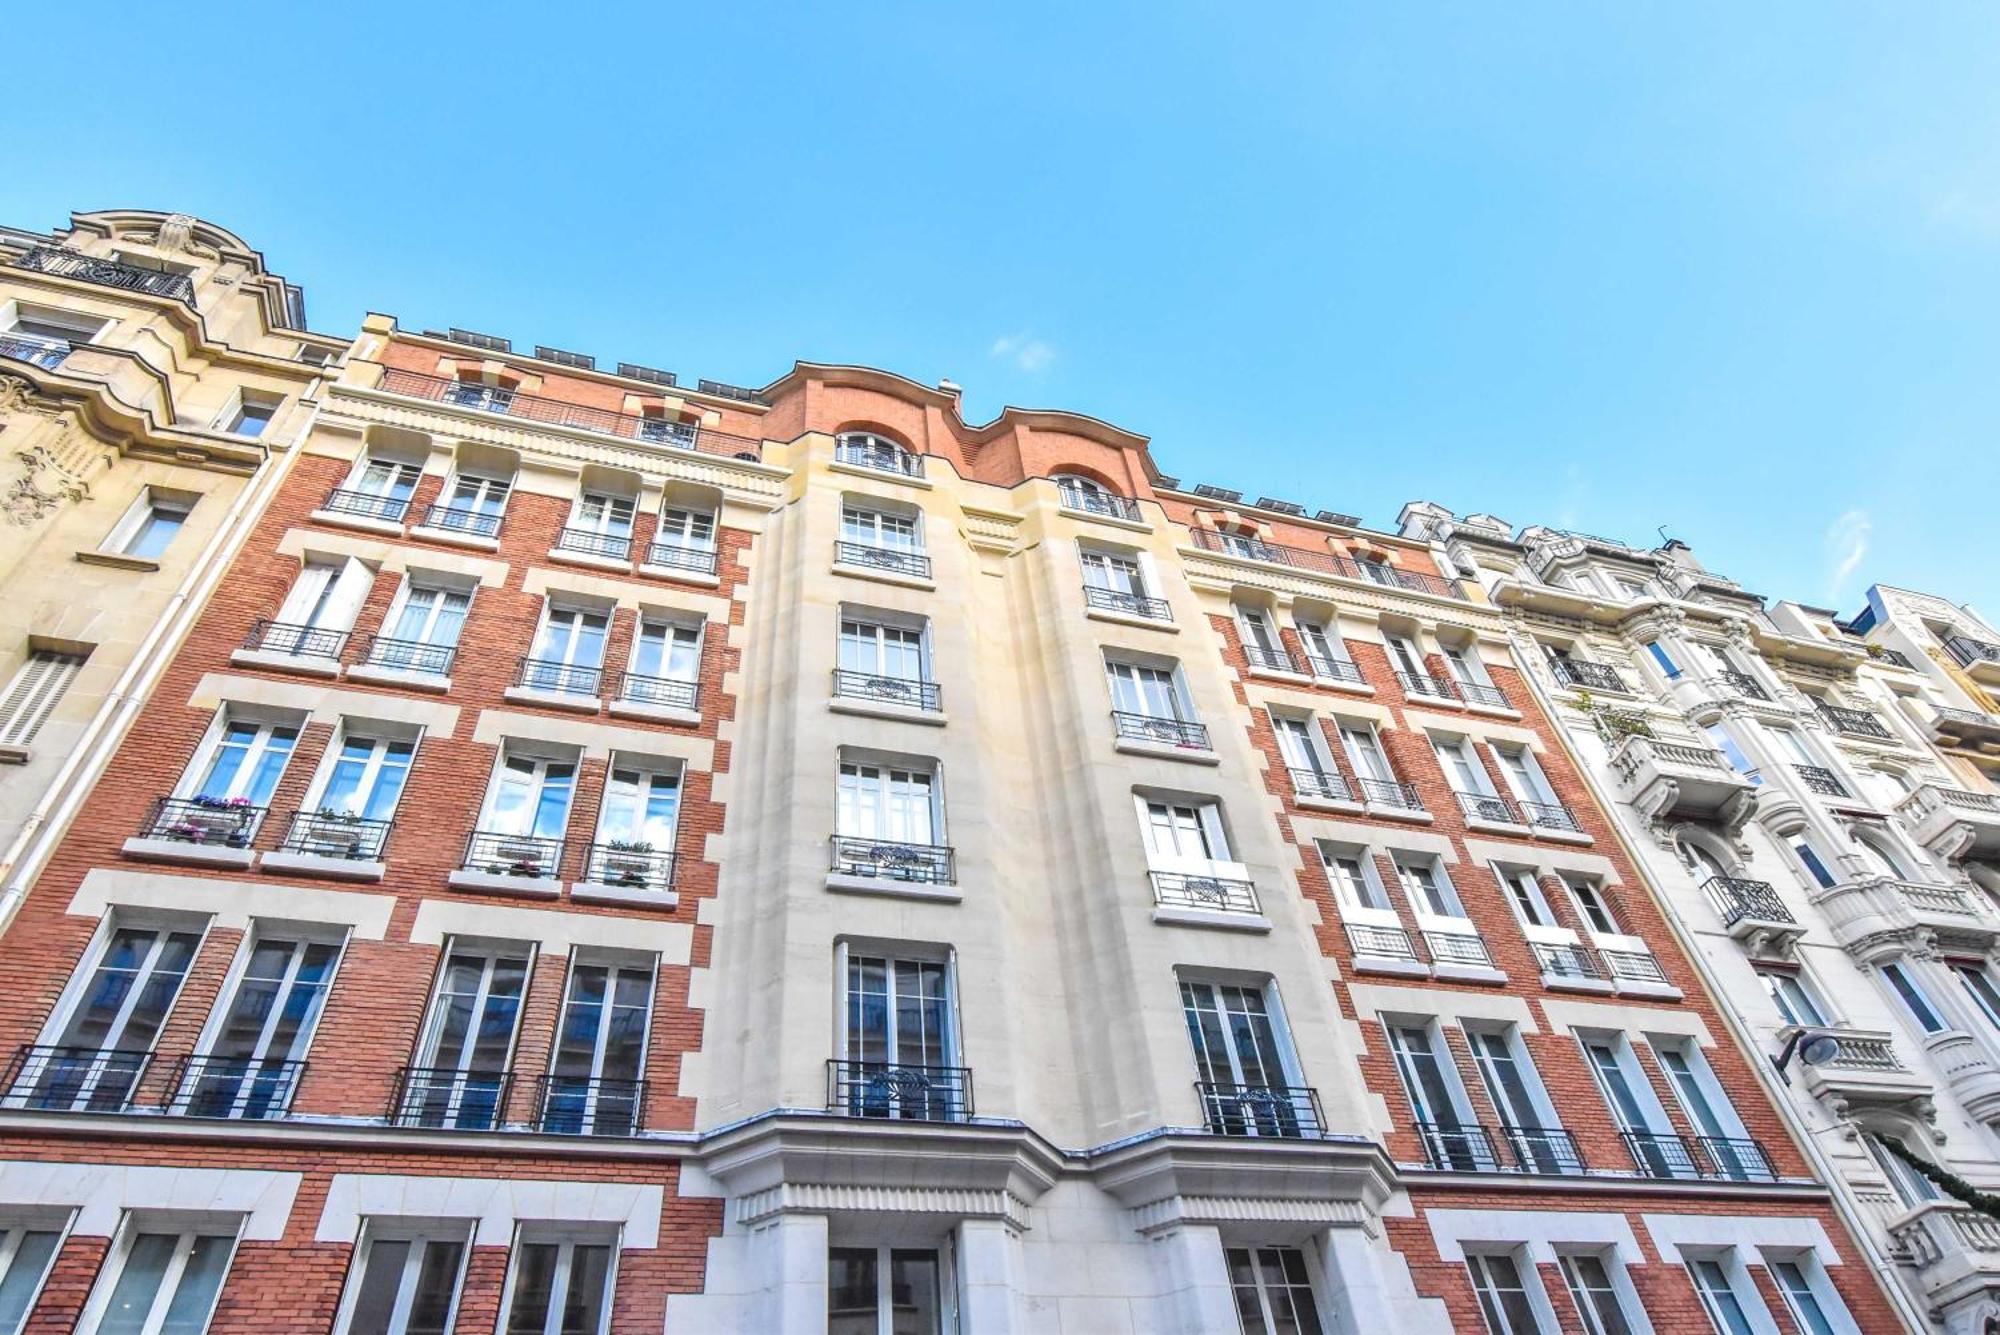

0,210,345,883
0,212,1910,1333
1403,502,2000,1333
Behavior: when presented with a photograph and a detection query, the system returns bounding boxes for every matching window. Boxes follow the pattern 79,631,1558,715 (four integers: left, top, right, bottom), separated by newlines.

828,1247,941,1335
655,506,715,555
595,762,680,854
1107,659,1189,721
1182,978,1306,1134
1467,1027,1563,1170
1955,963,2000,1031
526,605,609,690
267,557,374,651
1215,526,1272,560
311,732,415,827
434,471,511,533
0,649,85,747
1769,1257,1845,1335
375,583,470,670
1581,1036,1676,1175
183,716,299,807
833,431,917,474
1767,726,1827,771
1792,840,1838,890
1757,968,1831,1028
499,1232,615,1335
108,490,193,560
1387,1023,1485,1169
838,761,940,846
1338,722,1399,790
1236,606,1285,662
1864,1134,1941,1208
84,1224,237,1335
1273,714,1339,795
544,955,653,1136
571,492,634,538
631,619,702,693
1434,734,1496,797
1297,620,1358,680
1882,962,1948,1034
344,456,423,511
1642,640,1681,679
1395,854,1463,917
182,931,341,1118
1054,472,1127,517
479,750,577,843
1465,1251,1546,1334
19,923,203,1110
1493,746,1558,810
444,377,514,412
0,1223,60,1334
840,615,927,685
1138,797,1230,864
1384,633,1432,687
838,951,958,1120
1686,1256,1758,1335
1080,547,1149,598
1227,1247,1326,1335
1495,866,1555,927
403,944,530,1129
1703,724,1760,784
6,304,103,347
1558,1253,1634,1335
1319,843,1389,910
1440,643,1491,691
1564,878,1619,935
1657,1042,1761,1180
841,504,920,552
224,394,279,437
337,1225,468,1335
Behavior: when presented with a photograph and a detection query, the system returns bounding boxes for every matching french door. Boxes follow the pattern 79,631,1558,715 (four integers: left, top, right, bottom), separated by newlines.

407,946,530,1129
1182,980,1301,1135
1388,1025,1487,1168
182,935,340,1118
542,957,652,1135
24,925,202,1111
842,954,957,1120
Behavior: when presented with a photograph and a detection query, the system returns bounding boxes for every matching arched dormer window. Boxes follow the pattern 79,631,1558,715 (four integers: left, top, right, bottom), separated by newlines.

835,431,921,478
1053,473,1139,522
444,368,517,415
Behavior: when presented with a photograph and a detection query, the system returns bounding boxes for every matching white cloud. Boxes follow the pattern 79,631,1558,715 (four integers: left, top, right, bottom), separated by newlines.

989,334,1055,373
1824,508,1872,597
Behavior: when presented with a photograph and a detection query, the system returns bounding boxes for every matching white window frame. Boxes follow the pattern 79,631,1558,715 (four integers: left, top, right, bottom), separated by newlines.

331,1219,474,1335
1556,1249,1644,1335
494,1225,621,1335
839,611,929,683
1763,1251,1857,1335
1271,710,1338,782
1494,863,1557,929
1684,1251,1769,1335
1385,1020,1480,1135
594,758,683,852
1338,721,1397,784
1465,1023,1561,1136
438,470,512,522
1494,744,1559,808
1433,733,1497,797
1393,852,1466,919
655,505,716,553
173,709,303,804
476,746,580,841
1578,1032,1676,1140
377,578,474,655
1563,876,1620,936
837,758,943,846
187,925,348,1117
217,390,281,438
631,615,704,684
570,491,636,537
1440,640,1494,690
77,1214,242,1335
1134,794,1231,868
303,724,419,824
0,1213,70,1335
1318,842,1391,912
103,488,194,560
530,603,611,671
1464,1247,1553,1334
1880,961,1949,1035
1105,656,1192,721
343,454,423,500
1224,1244,1330,1335
1758,967,1833,1029
841,501,923,552
546,951,657,1135
1652,1038,1753,1144
1078,543,1151,598
3,301,107,346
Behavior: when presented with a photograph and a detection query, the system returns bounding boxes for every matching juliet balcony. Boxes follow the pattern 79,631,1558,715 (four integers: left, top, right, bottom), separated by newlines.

237,619,347,673
377,368,764,461
0,331,71,371
452,830,565,895
164,1054,309,1120
833,668,942,715
320,485,411,526
827,1059,972,1123
264,810,394,880
534,1074,649,1136
1945,634,2000,687
644,540,719,577
1195,1081,1326,1138
1057,481,1142,523
389,1065,512,1131
1817,702,1895,741
834,540,931,581
1608,734,1758,829
1620,1130,1777,1182
1900,784,2000,861
829,834,956,890
1550,658,1631,694
1150,870,1264,926
2,1045,149,1113
1082,583,1173,623
1413,1121,1587,1175
15,245,196,305
509,657,602,711
126,796,268,869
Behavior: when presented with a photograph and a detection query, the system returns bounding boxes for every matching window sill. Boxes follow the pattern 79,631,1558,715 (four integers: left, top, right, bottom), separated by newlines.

1246,665,1315,686
1612,979,1683,1002
502,685,601,713
229,648,342,678
1308,676,1375,697
1294,794,1364,814
1112,737,1216,765
609,699,702,728
1465,815,1533,837
309,509,405,538
447,868,563,898
0,744,30,766
1353,955,1431,979
1365,802,1434,824
260,850,385,882
1401,691,1464,711
546,548,633,575
121,837,255,869
1531,827,1594,847
828,459,932,490
1465,703,1523,721
1150,905,1272,934
828,697,947,727
571,881,681,910
407,523,501,551
1085,606,1177,633
830,561,936,592
825,872,962,903
1541,974,1616,995
75,550,160,573
1057,504,1152,535
345,663,452,693
638,563,721,589
1432,962,1509,986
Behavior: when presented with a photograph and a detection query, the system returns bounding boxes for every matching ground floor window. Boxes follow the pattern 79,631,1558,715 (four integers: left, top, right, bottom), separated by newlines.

828,1246,942,1335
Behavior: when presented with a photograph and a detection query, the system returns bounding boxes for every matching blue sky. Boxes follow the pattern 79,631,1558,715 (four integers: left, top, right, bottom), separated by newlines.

9,3,1999,615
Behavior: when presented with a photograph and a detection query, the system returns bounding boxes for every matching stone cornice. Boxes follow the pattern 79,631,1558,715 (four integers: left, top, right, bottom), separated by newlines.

1178,547,1500,629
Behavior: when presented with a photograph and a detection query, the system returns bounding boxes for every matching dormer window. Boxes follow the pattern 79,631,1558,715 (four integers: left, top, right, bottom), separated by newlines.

638,412,696,447
835,432,920,478
1054,473,1139,521
444,376,515,413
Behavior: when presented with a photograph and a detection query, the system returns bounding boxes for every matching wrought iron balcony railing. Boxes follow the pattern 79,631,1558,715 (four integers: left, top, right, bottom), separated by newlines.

1196,1081,1326,1138
835,540,931,579
1549,659,1631,693
389,1065,513,1131
420,503,503,538
278,811,393,861
378,368,763,460
1345,922,1419,960
1416,1121,1589,1174
461,830,565,881
141,796,267,849
827,1059,971,1122
1621,1130,1775,1182
1414,1121,1504,1171
533,1074,647,1135
1112,711,1209,750
164,1054,307,1120
1945,634,2000,669
1304,653,1366,686
1455,791,1522,825
1082,584,1172,621
515,657,602,696
1423,930,1496,969
1288,767,1351,802
16,246,196,304
1501,1124,1589,1174
644,541,719,575
1793,764,1850,797
1057,483,1142,522
830,834,955,884
1705,876,1795,926
1456,680,1510,709
361,635,456,676
614,671,699,711
582,842,677,893
1520,800,1585,835
1151,870,1261,915
1187,529,1465,599
1396,671,1459,700
1245,643,1304,674
0,332,70,370
833,669,942,713
1532,942,1602,980
1356,777,1425,812
1601,948,1669,985
3,1044,150,1112
320,486,411,524
553,527,633,562
835,439,925,476
1817,703,1893,740
243,619,347,660
1718,669,1769,701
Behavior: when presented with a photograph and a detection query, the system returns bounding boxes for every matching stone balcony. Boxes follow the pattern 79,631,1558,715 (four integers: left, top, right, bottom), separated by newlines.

1944,634,2000,688
1887,1201,2000,1324
1929,705,2000,752
1791,1027,1934,1121
1899,784,2000,862
1812,875,2000,962
1607,734,1758,833
1923,1031,2000,1124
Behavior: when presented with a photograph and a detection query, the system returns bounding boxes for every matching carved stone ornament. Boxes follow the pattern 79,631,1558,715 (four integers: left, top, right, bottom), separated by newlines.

0,374,61,420
4,442,92,525
157,214,196,254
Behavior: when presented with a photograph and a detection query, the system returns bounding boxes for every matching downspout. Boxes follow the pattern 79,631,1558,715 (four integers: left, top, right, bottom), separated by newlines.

0,365,333,929
1506,631,1932,1333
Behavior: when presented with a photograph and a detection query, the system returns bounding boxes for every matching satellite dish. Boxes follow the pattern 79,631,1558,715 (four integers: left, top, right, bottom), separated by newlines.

1798,1033,1842,1067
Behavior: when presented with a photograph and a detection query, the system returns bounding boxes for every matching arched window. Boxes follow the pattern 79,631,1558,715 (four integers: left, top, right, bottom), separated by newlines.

1054,472,1136,520
835,432,919,477
1853,832,1912,882
1860,1127,1943,1209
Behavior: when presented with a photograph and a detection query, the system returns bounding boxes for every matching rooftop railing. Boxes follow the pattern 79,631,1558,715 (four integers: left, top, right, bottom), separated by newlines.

378,368,764,460
1187,529,1464,599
